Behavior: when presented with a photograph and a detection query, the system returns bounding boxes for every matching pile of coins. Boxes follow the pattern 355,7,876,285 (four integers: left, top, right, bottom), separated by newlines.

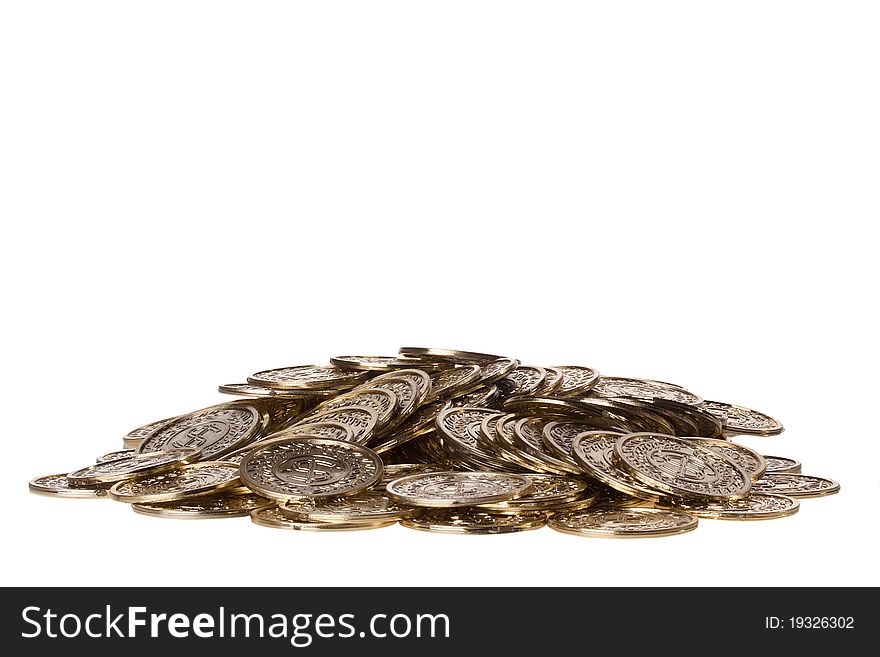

29,348,839,538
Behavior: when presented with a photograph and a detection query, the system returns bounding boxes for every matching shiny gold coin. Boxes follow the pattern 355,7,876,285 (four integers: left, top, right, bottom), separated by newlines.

681,437,766,481
751,473,840,498
109,462,241,503
426,365,482,401
122,415,181,449
657,493,800,521
293,406,379,444
386,471,533,507
95,449,136,463
299,388,397,429
702,400,784,436
591,376,703,406
330,355,414,371
67,449,201,486
536,367,564,395
132,492,271,519
248,365,372,391
29,474,110,499
279,490,416,522
548,507,698,538
570,431,662,501
400,508,546,534
498,366,547,396
479,474,589,511
554,365,600,396
251,506,396,531
763,455,802,474
398,347,502,364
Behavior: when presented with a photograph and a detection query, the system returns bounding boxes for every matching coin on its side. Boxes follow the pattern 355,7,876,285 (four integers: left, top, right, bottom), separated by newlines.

109,462,242,503
657,493,800,521
498,366,547,397
751,473,840,498
29,474,110,499
702,400,784,436
400,508,547,534
614,433,751,501
570,431,662,501
536,367,564,395
479,474,589,511
279,490,415,522
251,506,396,531
427,366,482,401
95,449,136,463
218,383,279,398
330,356,414,371
67,449,201,486
132,492,271,519
240,437,383,502
122,415,181,449
682,437,766,481
300,389,396,429
267,422,355,443
477,358,520,387
548,507,698,538
292,406,378,445
248,365,372,391
763,456,802,474
386,471,533,508
591,377,703,406
398,347,502,364
371,369,432,404
554,365,600,396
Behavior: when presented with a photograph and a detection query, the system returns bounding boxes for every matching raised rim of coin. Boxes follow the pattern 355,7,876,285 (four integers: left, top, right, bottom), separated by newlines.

29,474,110,499
762,455,802,474
554,365,600,396
330,355,415,372
590,376,703,406
239,436,383,502
614,433,752,501
218,383,278,397
751,473,840,498
426,365,483,401
499,366,548,397
478,474,589,511
248,365,373,391
293,406,379,444
570,431,663,500
548,507,699,538
131,492,271,519
398,347,502,364
682,437,767,481
279,490,416,522
386,471,533,507
267,422,356,443
300,388,397,428
67,448,201,486
702,400,784,436
400,508,547,534
250,506,396,531
95,449,136,463
109,462,242,504
657,493,800,521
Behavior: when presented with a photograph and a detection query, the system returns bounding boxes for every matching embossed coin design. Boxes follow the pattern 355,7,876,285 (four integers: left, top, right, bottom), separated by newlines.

248,365,372,391
570,431,663,500
278,490,415,522
330,355,414,371
251,506,396,531
555,365,600,396
657,493,800,520
591,377,703,406
67,449,200,486
109,462,242,503
702,400,784,436
479,474,589,511
751,474,840,498
137,404,264,461
132,492,271,519
386,471,533,507
614,433,751,501
302,389,396,428
400,508,547,534
499,366,547,396
682,437,766,481
426,365,482,400
240,437,383,502
95,449,136,463
548,507,699,538
294,406,378,444
29,474,110,499
763,456,802,474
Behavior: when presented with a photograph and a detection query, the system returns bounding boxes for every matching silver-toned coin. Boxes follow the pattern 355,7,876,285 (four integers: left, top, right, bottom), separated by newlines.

132,492,271,518
137,403,265,461
400,508,546,534
681,437,766,481
248,365,372,391
591,377,703,406
250,506,396,531
554,365,600,396
751,473,840,498
614,433,751,501
29,474,110,499
570,431,662,500
109,462,242,503
386,471,533,507
95,449,135,463
67,449,200,486
240,437,383,502
293,406,379,444
763,455,802,474
548,507,698,538
702,400,784,436
542,420,604,463
366,378,420,433
279,490,416,522
435,407,504,462
657,493,800,520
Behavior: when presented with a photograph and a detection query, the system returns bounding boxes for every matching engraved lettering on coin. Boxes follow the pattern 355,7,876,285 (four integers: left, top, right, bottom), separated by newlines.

591,377,703,406
279,490,415,522
477,358,520,386
427,365,482,400
29,474,110,498
498,366,547,396
294,406,378,444
95,449,135,463
371,369,432,402
683,438,766,481
571,431,662,500
614,433,751,501
138,405,262,461
479,474,588,510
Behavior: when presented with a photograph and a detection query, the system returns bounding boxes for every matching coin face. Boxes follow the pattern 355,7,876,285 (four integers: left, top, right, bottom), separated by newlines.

702,400,784,436
682,437,766,481
240,437,383,501
763,455,802,474
614,433,752,501
555,365,600,396
479,474,589,511
67,449,200,486
371,369,432,403
453,385,500,408
132,492,271,519
536,367,564,395
302,388,397,428
95,449,135,463
330,355,413,371
400,508,546,534
279,490,415,522
513,417,579,474
109,462,242,503
137,404,264,461
477,358,520,386
248,365,372,391
427,365,482,400
591,377,703,406
398,347,501,364
295,406,378,444
122,415,181,448
751,473,840,498
29,474,110,499
435,406,501,455
218,383,279,398
548,507,698,538
542,421,603,463
386,471,533,507
366,379,420,431
570,431,663,500
657,493,800,520
268,422,355,443
499,366,547,396
250,506,396,531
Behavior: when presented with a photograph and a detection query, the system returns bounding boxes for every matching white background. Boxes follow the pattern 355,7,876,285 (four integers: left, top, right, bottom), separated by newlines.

1,1,877,587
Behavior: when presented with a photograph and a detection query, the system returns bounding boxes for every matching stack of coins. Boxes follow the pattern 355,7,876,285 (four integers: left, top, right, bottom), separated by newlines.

29,348,839,537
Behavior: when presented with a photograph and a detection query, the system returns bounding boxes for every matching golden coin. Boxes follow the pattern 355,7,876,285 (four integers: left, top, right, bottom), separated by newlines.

248,364,372,391
702,400,784,436
132,492,271,519
29,474,110,499
657,493,799,520
681,437,766,481
548,507,698,538
251,506,396,531
751,473,840,498
279,490,416,522
109,462,242,503
763,455,802,474
400,508,546,534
